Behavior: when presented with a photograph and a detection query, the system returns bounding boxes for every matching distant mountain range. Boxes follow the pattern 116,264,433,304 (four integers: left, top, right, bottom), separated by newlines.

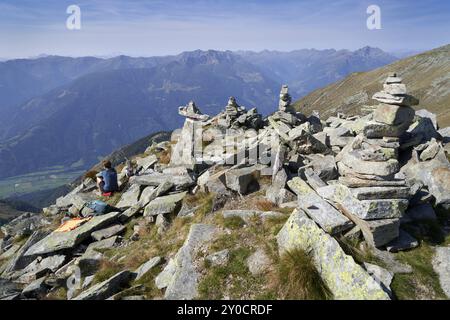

293,44,450,128
0,47,399,179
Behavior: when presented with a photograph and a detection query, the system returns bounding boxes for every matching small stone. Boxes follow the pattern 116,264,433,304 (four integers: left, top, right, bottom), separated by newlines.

246,248,271,276
205,249,230,267
432,247,450,298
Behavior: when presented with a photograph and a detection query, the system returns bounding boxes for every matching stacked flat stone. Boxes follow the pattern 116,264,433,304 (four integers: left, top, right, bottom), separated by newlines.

217,96,246,128
363,73,418,139
271,85,304,126
178,100,209,121
332,74,419,248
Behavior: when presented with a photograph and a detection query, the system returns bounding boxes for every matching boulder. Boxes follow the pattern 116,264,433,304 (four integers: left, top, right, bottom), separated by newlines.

432,247,450,298
225,166,259,194
135,154,158,171
246,248,271,276
349,186,410,200
287,178,353,234
91,224,125,241
318,184,408,220
341,151,399,176
131,173,194,191
24,212,121,257
73,270,137,300
143,192,187,217
21,276,48,298
373,104,415,126
116,184,142,208
85,236,121,253
134,256,162,281
16,255,66,283
1,213,50,238
155,224,218,299
277,209,390,300
363,262,393,296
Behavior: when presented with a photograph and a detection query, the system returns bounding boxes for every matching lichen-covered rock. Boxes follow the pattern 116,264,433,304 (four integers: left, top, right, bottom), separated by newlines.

72,270,136,300
432,247,450,298
24,212,121,257
287,178,353,234
91,224,125,241
134,256,162,281
116,184,142,208
155,224,218,299
143,192,187,217
276,209,390,300
205,249,230,267
246,248,271,276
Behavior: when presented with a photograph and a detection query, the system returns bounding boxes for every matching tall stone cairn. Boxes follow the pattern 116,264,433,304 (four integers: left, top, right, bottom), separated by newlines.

335,73,419,247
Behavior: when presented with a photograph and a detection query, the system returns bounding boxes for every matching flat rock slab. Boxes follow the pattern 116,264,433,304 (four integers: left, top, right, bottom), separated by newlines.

135,256,162,281
155,224,218,299
222,210,284,223
116,184,142,208
350,186,410,200
432,247,450,298
363,121,409,138
86,236,121,253
91,224,125,241
73,270,136,300
287,178,353,234
225,166,259,194
24,212,121,257
341,151,399,176
143,192,187,217
318,184,408,220
277,209,389,300
131,173,194,191
363,262,393,296
339,176,406,188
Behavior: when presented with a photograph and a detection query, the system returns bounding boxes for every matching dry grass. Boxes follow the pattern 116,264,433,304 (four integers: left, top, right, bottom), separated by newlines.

84,170,99,180
92,259,124,285
255,199,277,212
270,248,332,300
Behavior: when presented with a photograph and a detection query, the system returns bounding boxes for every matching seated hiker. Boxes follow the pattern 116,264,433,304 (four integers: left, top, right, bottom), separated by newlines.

96,160,119,195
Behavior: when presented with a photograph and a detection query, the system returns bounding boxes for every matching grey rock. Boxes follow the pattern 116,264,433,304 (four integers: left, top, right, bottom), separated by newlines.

277,209,389,300
363,262,393,296
135,256,162,280
131,173,194,191
419,139,440,161
308,154,338,181
17,255,66,283
86,236,121,253
136,154,158,172
222,210,284,223
363,121,410,138
73,270,136,300
246,248,271,276
170,118,204,169
372,91,418,106
0,244,21,260
24,212,121,257
91,224,125,241
116,184,142,209
143,192,187,217
205,249,230,267
432,247,450,298
225,166,259,194
78,250,103,276
385,230,419,252
373,104,415,126
287,178,353,234
341,151,399,176
155,224,218,299
21,276,48,298
155,214,170,235
1,213,50,238
350,186,410,200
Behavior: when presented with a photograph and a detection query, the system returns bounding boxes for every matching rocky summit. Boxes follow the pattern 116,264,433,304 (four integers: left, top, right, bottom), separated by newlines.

0,76,449,301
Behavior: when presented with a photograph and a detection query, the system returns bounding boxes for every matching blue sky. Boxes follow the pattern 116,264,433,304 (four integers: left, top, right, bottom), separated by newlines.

0,0,449,58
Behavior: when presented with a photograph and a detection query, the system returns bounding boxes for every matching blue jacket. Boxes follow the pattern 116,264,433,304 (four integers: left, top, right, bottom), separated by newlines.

100,168,119,192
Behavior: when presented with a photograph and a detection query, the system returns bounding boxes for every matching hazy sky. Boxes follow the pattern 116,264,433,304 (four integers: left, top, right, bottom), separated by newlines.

1,0,449,58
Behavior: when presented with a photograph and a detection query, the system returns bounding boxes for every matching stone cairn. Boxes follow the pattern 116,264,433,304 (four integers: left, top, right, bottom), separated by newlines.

333,73,419,248
217,96,262,130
